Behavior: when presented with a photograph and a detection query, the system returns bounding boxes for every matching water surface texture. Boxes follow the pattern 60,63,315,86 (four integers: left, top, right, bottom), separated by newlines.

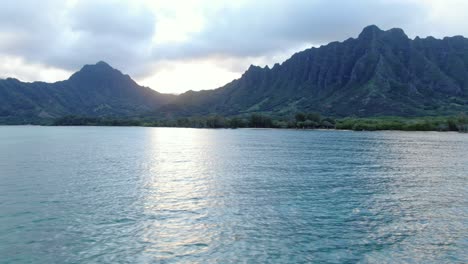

0,127,467,263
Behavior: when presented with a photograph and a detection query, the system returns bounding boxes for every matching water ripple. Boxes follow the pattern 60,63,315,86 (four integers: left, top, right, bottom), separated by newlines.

0,127,467,263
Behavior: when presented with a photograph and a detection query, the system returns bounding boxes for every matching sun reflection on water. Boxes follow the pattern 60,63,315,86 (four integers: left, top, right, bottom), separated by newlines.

1,127,467,263
140,128,222,260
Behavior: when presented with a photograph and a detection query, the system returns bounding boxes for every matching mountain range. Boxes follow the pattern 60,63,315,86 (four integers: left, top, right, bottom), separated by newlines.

1,25,467,124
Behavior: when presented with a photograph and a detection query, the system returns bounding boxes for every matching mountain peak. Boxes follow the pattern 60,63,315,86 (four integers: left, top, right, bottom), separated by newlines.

68,61,126,83
78,61,118,73
248,64,261,70
357,25,409,42
358,25,383,38
386,27,408,39
95,60,109,66
88,61,114,70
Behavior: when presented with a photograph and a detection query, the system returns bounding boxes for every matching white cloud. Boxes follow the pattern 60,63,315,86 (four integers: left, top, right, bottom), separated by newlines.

420,0,468,38
0,56,71,82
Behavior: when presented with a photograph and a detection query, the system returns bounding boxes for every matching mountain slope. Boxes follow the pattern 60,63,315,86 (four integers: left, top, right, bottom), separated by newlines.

162,25,468,117
1,25,468,123
0,61,176,123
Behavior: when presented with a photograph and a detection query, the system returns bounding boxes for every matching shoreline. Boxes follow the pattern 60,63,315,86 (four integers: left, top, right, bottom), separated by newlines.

1,113,467,133
0,124,466,133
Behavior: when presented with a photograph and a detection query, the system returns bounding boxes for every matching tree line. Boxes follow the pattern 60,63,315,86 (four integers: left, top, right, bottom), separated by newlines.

51,112,468,132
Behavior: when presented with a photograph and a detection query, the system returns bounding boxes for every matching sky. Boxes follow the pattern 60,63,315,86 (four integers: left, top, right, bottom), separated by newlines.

0,0,467,94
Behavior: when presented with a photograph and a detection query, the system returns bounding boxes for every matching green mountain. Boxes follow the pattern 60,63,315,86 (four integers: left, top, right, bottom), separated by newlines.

161,25,468,117
0,61,176,123
1,26,467,124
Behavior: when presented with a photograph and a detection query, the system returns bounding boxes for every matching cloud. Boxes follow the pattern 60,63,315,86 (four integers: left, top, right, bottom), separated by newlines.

70,0,154,40
0,0,66,60
1,0,468,92
152,0,429,61
139,59,240,94
0,0,155,77
0,56,71,82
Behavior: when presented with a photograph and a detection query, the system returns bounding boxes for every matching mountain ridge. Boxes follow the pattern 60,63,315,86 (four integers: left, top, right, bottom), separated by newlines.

1,25,467,124
160,25,467,117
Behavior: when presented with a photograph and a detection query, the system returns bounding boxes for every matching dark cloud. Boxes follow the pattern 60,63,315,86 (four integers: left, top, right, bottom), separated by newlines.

0,1,65,57
153,0,429,61
0,0,155,76
0,0,462,83
70,1,154,40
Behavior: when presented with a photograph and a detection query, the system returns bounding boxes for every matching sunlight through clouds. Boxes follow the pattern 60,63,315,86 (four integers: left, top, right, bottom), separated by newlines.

139,60,240,94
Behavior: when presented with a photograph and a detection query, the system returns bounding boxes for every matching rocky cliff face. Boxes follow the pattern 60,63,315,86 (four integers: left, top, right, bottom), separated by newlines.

165,25,468,117
1,26,467,123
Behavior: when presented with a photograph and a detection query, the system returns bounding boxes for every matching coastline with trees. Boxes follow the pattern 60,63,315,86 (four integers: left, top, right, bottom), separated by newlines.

49,112,468,132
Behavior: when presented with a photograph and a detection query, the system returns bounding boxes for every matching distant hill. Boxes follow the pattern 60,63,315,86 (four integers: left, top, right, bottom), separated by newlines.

161,25,468,117
0,61,175,123
1,26,468,124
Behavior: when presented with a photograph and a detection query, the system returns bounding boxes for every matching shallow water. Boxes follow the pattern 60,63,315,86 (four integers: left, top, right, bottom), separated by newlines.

0,126,467,263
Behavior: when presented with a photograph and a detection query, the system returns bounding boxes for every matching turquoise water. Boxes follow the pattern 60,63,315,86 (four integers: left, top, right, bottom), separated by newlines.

0,126,467,263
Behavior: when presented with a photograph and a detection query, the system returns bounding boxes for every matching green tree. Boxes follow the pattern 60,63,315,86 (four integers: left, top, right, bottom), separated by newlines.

228,117,246,128
295,113,306,122
306,112,321,123
249,114,273,128
206,115,226,128
321,120,334,129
